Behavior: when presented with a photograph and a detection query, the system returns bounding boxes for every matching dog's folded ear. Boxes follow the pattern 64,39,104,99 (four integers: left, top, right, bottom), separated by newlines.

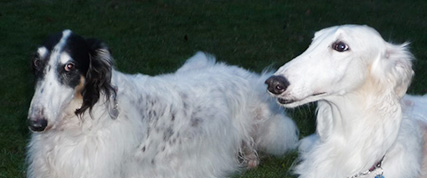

385,43,414,97
372,42,414,98
75,38,116,116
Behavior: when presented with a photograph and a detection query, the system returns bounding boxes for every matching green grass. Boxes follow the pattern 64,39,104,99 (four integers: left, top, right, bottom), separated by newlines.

0,0,426,177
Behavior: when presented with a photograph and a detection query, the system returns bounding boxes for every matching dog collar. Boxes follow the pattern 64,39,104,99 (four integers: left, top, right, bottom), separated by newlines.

348,156,385,178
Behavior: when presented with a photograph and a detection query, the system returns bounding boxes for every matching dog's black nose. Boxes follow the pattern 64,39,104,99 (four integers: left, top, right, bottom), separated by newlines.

265,75,290,95
28,118,48,132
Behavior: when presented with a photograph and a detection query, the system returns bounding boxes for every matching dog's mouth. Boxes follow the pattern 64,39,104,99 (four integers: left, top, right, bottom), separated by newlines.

277,98,295,105
277,92,326,106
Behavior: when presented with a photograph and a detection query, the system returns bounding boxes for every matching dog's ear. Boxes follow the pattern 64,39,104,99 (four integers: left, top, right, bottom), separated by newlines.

372,42,414,98
75,38,116,115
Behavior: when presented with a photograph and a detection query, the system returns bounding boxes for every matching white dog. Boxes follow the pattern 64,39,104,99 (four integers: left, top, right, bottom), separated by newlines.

265,25,427,178
26,30,299,178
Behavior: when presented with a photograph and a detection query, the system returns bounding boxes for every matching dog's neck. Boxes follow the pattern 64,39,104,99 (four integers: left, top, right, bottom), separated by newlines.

314,81,403,176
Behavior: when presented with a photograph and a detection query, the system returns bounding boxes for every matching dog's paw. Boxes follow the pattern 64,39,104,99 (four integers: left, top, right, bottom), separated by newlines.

245,154,260,169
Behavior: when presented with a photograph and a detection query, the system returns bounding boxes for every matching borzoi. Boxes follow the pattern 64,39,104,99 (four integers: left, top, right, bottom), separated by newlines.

27,30,299,178
265,25,427,178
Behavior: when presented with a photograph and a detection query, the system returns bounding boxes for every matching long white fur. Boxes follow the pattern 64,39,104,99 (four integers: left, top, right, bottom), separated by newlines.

271,25,427,178
27,49,299,178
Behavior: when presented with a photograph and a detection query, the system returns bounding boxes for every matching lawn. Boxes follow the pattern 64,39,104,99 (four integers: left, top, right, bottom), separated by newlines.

0,0,426,177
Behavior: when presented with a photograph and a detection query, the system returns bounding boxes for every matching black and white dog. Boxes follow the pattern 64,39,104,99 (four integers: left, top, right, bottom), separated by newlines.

27,30,299,178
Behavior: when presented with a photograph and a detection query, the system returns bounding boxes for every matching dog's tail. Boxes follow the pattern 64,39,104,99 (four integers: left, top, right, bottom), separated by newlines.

176,51,216,73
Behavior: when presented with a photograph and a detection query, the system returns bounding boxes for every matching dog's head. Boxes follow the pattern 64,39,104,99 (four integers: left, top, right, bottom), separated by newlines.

28,30,115,132
266,25,414,108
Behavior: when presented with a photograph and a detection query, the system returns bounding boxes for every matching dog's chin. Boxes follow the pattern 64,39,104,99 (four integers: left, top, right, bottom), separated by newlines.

276,92,326,108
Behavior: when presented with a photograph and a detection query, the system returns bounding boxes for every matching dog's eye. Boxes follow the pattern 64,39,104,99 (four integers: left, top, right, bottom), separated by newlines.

32,54,45,71
64,62,75,72
332,41,350,52
33,58,43,70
